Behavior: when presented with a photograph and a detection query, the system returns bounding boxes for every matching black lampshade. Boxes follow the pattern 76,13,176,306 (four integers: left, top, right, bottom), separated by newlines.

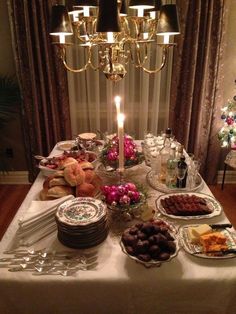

129,0,155,9
156,4,180,35
96,0,121,33
120,0,128,16
50,5,73,35
150,0,162,12
73,0,98,7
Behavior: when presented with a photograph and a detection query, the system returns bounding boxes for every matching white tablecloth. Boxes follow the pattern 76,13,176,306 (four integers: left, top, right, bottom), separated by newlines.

0,144,235,314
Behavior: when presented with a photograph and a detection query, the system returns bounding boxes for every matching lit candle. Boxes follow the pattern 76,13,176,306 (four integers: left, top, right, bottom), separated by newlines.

117,113,125,172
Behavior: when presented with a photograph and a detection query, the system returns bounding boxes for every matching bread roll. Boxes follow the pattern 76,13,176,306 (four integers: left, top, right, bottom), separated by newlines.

84,169,95,183
76,182,96,197
47,185,73,198
49,177,68,187
59,157,78,169
79,160,94,170
64,163,85,186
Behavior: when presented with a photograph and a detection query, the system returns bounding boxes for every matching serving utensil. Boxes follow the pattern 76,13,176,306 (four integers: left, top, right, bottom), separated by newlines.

193,248,236,255
209,223,232,229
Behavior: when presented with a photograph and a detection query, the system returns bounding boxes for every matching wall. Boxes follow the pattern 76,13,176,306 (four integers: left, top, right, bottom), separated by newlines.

0,1,27,172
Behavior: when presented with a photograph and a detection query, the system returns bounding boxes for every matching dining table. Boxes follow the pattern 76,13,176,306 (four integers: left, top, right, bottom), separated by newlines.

0,141,235,314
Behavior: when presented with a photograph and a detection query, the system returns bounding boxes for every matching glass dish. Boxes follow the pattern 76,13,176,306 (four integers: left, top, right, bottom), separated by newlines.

120,219,179,268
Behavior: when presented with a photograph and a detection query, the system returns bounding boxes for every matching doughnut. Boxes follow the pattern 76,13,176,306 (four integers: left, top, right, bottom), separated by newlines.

90,173,102,189
64,163,85,186
47,185,73,198
49,177,68,187
84,169,95,183
76,182,96,197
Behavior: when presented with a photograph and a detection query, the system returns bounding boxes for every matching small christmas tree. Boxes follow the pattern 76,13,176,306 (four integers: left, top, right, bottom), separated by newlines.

218,81,236,148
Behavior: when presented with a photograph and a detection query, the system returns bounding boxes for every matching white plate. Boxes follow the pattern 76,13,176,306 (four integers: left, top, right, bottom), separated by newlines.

179,224,236,259
155,192,222,220
56,140,75,151
146,171,204,193
120,219,179,268
56,197,107,226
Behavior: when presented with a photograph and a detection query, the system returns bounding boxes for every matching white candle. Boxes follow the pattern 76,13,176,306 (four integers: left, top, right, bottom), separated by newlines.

117,113,125,172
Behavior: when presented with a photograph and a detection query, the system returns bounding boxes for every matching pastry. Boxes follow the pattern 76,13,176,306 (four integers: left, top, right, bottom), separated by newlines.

64,163,85,186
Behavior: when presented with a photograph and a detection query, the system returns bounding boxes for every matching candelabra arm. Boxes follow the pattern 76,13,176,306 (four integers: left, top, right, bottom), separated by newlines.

60,45,91,73
140,45,168,74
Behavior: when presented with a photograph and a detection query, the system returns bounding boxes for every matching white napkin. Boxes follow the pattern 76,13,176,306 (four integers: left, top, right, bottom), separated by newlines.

15,195,75,246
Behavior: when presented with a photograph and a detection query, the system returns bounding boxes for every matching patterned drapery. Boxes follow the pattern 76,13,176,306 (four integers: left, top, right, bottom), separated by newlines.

170,0,229,184
7,0,72,182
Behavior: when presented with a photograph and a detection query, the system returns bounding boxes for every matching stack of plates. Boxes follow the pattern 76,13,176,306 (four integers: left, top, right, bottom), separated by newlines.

55,197,109,249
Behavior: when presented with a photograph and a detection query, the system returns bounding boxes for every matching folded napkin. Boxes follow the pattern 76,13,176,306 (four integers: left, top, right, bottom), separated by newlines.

15,195,75,246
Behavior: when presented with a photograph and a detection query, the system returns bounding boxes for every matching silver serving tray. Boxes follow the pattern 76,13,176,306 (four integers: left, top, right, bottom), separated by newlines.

146,171,203,193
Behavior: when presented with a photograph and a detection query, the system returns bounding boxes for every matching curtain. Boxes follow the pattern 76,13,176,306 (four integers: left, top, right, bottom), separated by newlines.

169,0,229,184
67,40,173,140
7,0,72,182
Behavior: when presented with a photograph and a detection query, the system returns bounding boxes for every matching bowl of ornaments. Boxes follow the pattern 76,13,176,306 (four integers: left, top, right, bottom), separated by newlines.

101,182,147,220
100,134,144,171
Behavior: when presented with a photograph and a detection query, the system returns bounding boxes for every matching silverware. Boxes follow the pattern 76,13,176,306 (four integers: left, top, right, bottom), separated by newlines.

193,249,236,255
209,223,232,229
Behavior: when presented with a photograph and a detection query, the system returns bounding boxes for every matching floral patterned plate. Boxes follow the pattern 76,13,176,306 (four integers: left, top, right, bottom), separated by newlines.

155,192,223,220
179,224,236,259
56,197,107,226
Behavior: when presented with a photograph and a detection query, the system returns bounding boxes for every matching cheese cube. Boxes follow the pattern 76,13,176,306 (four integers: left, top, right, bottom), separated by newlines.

187,227,199,243
192,224,212,237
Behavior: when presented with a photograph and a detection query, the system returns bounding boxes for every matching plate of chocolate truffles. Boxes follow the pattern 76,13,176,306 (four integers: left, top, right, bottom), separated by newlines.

120,219,179,267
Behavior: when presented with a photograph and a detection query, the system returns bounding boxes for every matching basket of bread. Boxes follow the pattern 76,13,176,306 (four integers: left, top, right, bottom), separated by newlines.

39,157,102,201
38,150,97,177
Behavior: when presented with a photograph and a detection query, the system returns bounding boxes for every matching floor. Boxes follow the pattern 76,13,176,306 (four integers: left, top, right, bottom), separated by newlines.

0,184,235,240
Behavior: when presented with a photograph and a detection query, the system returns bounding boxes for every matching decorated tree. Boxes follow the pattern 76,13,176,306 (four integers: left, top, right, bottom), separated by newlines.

218,82,236,148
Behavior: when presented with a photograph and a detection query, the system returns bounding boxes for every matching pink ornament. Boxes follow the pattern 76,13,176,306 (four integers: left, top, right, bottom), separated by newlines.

125,182,137,192
117,185,126,196
110,185,118,192
107,151,118,161
226,117,234,125
119,195,131,206
124,147,135,158
131,191,141,203
106,191,119,204
101,185,111,195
